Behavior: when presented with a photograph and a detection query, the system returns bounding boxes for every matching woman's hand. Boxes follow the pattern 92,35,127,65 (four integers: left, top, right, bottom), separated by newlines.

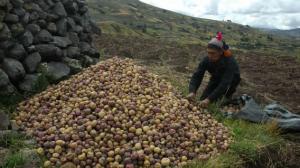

200,99,210,108
186,93,196,101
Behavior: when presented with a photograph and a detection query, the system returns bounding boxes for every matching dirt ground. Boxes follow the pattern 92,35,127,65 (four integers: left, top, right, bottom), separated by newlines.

236,54,300,113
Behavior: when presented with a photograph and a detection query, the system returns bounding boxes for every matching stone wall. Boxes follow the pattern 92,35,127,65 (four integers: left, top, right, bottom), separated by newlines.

0,0,101,100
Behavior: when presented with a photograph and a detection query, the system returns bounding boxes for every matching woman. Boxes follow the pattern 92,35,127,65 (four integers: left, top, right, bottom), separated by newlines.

187,32,241,108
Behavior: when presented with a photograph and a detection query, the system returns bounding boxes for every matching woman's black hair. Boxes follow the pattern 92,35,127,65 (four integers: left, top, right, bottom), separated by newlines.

207,44,223,51
207,41,229,51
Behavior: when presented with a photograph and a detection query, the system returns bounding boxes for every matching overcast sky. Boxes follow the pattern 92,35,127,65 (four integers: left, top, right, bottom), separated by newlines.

140,0,300,30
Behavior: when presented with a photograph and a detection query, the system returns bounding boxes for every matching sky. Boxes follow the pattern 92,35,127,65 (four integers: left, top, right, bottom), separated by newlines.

139,0,300,30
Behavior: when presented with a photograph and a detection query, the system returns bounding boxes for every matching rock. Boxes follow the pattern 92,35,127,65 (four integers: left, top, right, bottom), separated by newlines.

45,0,55,7
10,23,24,37
18,74,40,92
0,69,10,88
0,10,5,22
4,13,19,23
67,32,79,46
36,0,49,11
71,14,81,24
20,148,37,158
66,17,76,31
8,44,26,60
74,25,83,33
37,19,47,29
0,110,10,130
26,24,40,34
12,8,26,17
0,40,14,50
45,62,70,82
56,18,67,36
19,31,33,47
0,0,7,7
0,49,4,62
82,20,92,33
29,11,39,22
79,32,92,42
81,55,94,67
63,57,82,74
38,11,47,20
23,52,41,73
35,29,53,43
64,1,78,14
61,162,76,168
46,13,59,21
79,42,99,58
20,148,41,168
67,46,80,58
36,44,62,61
79,42,92,55
77,0,86,8
24,2,41,12
47,22,56,34
0,83,17,97
78,5,88,14
0,24,11,40
1,58,25,83
0,130,13,138
90,21,101,35
10,0,24,8
6,1,13,11
52,36,72,48
21,12,30,24
0,148,10,164
27,45,36,53
92,57,100,64
53,2,67,17
10,120,20,131
23,139,36,146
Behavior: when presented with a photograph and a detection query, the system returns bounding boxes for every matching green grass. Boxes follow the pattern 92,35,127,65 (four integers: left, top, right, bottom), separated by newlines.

0,132,32,152
1,152,26,168
0,126,40,168
181,103,283,168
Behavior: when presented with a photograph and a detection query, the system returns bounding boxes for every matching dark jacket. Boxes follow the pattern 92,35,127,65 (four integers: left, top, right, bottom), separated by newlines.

189,56,240,101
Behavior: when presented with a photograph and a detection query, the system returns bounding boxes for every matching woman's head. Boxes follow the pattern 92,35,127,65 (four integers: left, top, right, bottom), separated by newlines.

207,32,226,62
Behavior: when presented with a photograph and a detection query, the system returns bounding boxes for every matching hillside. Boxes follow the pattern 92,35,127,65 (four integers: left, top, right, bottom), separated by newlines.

87,0,300,57
265,28,300,39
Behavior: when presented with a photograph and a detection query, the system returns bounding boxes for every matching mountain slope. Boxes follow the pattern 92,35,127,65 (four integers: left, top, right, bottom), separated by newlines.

87,0,300,57
266,28,300,39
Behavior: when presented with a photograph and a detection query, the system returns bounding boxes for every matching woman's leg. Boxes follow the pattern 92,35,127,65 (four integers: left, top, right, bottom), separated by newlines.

225,75,241,99
200,80,219,101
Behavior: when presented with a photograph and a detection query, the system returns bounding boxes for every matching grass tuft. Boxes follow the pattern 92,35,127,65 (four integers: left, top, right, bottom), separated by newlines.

1,152,26,168
0,131,32,152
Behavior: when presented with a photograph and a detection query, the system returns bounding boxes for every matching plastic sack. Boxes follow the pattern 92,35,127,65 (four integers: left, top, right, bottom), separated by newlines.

264,103,300,119
223,94,300,132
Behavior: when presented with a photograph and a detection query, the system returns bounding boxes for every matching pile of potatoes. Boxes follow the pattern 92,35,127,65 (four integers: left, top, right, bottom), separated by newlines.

15,57,231,168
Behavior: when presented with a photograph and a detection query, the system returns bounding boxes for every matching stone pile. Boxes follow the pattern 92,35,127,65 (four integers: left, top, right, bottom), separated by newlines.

0,0,101,98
